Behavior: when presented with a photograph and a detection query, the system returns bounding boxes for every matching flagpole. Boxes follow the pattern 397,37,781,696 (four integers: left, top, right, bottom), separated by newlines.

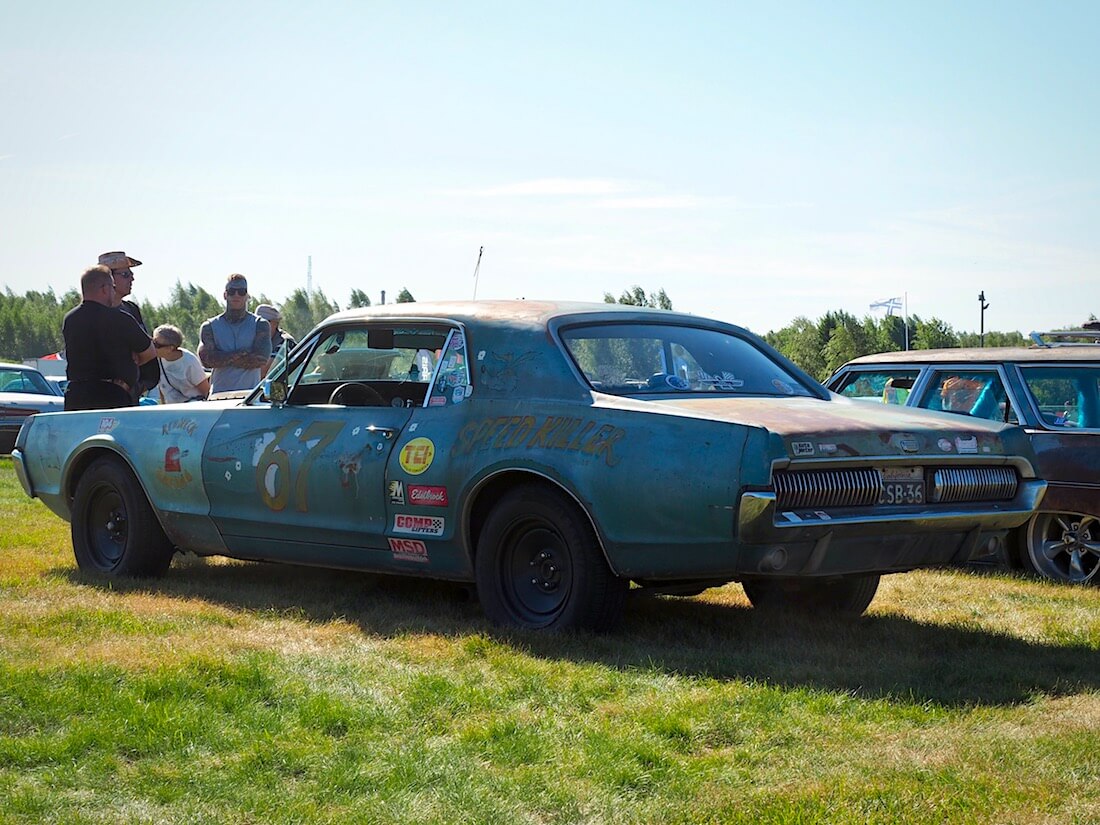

472,246,484,300
904,292,909,351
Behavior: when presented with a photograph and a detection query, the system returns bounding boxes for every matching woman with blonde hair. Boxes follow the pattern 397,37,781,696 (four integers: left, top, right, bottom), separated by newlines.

153,324,210,403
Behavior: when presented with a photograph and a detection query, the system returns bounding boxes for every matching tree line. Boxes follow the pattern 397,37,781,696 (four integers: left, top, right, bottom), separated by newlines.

0,281,1074,383
0,283,415,362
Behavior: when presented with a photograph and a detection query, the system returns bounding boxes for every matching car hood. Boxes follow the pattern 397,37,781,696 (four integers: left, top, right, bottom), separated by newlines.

641,394,1020,459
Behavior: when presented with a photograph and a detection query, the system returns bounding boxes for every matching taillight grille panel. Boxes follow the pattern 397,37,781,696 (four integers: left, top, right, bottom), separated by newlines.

928,467,1018,503
772,466,1018,509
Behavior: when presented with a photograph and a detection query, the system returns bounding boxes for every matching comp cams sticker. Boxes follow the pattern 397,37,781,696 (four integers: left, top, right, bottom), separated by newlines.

393,514,445,536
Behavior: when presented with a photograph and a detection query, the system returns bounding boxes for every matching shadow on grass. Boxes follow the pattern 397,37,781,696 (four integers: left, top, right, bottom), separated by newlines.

61,558,1100,708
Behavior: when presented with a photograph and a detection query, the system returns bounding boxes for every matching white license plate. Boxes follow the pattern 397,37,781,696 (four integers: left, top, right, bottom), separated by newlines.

878,467,924,505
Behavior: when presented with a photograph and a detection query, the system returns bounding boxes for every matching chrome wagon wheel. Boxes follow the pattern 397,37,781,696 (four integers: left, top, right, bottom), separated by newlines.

1025,513,1100,584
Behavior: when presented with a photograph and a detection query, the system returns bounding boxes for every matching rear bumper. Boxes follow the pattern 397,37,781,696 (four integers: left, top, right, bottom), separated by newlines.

735,479,1047,576
11,448,33,497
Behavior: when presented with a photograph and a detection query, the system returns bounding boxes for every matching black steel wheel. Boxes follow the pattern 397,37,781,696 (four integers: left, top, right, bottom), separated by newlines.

475,484,627,631
1023,512,1100,584
71,457,174,578
742,574,880,616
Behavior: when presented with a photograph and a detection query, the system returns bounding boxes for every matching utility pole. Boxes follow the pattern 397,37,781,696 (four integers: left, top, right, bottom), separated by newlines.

307,256,312,300
978,291,990,347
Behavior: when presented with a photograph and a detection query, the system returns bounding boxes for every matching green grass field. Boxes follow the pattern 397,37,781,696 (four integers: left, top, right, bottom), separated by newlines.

1,456,1098,824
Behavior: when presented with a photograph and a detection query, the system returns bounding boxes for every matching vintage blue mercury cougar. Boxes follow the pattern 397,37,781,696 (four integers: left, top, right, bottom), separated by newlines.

13,301,1047,630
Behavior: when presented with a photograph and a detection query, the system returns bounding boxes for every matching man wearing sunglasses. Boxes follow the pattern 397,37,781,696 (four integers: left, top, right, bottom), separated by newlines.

197,274,271,394
98,250,161,403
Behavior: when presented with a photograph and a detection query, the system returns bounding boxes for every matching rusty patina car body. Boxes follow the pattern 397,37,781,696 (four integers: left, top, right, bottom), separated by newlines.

14,301,1047,629
829,338,1100,584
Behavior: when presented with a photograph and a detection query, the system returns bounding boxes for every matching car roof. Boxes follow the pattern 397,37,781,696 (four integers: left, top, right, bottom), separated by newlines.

841,346,1100,366
321,299,750,334
0,362,42,371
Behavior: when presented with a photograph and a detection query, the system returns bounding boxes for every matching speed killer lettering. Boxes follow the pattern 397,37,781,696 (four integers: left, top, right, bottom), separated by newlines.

450,415,626,466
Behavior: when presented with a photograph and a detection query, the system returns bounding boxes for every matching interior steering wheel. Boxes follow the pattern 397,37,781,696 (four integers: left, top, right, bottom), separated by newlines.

328,382,386,407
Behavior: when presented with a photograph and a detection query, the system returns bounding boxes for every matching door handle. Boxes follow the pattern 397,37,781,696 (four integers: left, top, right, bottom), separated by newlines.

366,425,396,439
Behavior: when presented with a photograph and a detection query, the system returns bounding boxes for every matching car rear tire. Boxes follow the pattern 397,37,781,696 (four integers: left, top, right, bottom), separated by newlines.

1021,512,1100,584
475,484,627,631
742,574,880,616
72,457,174,578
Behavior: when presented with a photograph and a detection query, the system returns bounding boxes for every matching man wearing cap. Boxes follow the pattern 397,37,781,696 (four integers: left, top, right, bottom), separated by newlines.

256,303,296,379
62,265,157,411
98,250,160,402
198,274,271,394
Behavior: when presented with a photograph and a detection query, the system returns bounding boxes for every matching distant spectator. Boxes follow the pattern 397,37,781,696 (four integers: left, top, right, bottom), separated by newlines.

197,274,271,393
256,303,297,379
153,324,210,403
98,250,160,401
62,265,155,411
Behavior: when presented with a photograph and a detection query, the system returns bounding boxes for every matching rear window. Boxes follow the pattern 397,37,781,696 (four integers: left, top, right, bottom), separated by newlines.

1019,366,1100,429
560,323,815,397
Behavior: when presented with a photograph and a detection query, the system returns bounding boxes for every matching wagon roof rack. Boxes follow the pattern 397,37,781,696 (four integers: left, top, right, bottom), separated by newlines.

1029,329,1100,347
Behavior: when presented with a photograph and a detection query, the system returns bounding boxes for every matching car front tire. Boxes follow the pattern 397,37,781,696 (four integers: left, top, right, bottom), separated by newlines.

742,574,880,616
71,457,174,578
475,484,627,631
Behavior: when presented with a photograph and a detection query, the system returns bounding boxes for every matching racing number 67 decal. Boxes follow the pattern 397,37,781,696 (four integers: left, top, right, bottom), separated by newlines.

256,420,344,512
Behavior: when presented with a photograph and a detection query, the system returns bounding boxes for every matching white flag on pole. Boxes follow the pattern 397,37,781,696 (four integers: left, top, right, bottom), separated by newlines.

870,296,903,315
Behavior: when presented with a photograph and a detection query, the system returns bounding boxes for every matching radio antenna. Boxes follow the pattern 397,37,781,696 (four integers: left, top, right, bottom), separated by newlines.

472,246,484,300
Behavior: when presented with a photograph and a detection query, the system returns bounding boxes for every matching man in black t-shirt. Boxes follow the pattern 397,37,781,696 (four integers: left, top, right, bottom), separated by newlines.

62,266,157,411
99,250,160,401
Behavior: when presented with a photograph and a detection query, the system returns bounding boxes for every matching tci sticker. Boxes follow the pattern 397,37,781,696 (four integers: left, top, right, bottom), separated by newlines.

393,514,445,536
408,485,448,507
388,537,429,563
791,441,814,456
399,437,435,475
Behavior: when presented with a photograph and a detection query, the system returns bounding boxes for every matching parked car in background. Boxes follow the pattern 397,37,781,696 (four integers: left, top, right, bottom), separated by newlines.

0,362,65,454
13,301,1047,630
827,329,1100,584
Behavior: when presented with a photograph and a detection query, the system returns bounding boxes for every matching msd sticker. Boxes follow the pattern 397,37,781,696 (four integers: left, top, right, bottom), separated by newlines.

388,537,429,563
399,437,435,475
791,441,814,456
393,514,445,536
408,485,448,507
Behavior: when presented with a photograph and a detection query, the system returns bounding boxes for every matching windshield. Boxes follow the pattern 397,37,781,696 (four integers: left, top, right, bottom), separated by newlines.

560,323,815,397
0,367,53,396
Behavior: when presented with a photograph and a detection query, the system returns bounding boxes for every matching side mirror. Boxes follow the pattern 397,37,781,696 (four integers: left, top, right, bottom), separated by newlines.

263,376,288,406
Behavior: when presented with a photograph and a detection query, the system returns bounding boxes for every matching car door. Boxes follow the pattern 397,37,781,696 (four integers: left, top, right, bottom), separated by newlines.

201,321,448,560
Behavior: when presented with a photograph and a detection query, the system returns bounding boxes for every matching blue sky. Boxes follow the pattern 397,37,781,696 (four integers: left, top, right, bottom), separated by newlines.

2,1,1098,336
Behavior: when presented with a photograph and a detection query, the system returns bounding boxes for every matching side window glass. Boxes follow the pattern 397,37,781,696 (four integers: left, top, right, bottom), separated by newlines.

427,330,471,407
834,370,919,404
1020,367,1100,428
924,370,1015,423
